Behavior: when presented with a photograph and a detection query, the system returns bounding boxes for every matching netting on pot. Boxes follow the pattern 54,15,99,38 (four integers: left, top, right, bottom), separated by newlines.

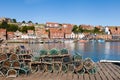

49,48,59,55
39,49,48,56
84,58,95,70
73,53,82,62
9,54,18,61
60,48,68,55
0,54,8,62
47,64,53,73
2,60,11,69
6,69,17,77
12,60,21,69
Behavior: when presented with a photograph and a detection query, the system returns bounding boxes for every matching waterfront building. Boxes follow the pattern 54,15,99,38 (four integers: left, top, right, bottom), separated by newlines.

105,27,110,35
108,26,120,35
0,17,13,23
7,32,14,40
80,24,94,30
46,22,59,28
49,28,64,39
27,30,36,39
0,29,6,40
14,30,22,39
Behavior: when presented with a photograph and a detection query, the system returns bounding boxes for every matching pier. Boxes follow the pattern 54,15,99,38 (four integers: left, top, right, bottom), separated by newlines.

1,62,119,80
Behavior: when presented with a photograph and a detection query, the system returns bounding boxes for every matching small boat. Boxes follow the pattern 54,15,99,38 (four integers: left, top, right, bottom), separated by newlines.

79,39,88,43
97,39,105,43
100,60,120,63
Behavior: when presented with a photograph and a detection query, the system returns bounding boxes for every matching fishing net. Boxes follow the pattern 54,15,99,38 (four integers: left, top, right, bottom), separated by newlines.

9,54,18,61
49,48,59,55
0,54,8,62
53,63,60,72
84,58,95,70
12,60,20,69
2,60,11,69
39,49,48,56
60,48,68,55
47,64,53,73
62,64,68,73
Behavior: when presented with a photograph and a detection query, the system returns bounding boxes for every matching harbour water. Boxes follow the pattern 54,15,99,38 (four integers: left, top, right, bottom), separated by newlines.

8,41,120,62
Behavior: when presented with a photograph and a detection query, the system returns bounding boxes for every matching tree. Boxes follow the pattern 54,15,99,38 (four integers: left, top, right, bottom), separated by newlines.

35,22,38,25
1,21,9,29
20,26,35,33
72,25,78,34
12,19,17,23
7,24,18,32
27,26,35,31
22,21,26,23
28,21,32,23
93,27,100,33
21,26,28,33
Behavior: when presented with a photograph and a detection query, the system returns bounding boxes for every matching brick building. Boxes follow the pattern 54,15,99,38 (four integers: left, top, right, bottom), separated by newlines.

7,32,14,40
0,29,6,40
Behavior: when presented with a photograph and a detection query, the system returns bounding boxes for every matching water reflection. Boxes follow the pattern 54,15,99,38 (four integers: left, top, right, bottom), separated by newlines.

8,42,120,62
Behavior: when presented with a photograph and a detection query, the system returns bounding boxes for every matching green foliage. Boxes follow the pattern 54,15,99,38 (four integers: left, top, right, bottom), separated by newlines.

60,48,68,54
72,25,104,34
22,21,26,23
28,21,32,23
27,26,35,31
0,21,19,32
93,27,100,33
20,26,35,33
72,25,79,34
7,24,18,32
12,19,17,23
49,48,59,55
0,21,8,29
21,26,28,33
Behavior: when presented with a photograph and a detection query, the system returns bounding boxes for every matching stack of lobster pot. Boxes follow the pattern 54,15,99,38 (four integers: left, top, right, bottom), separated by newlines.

1,53,19,77
0,45,23,77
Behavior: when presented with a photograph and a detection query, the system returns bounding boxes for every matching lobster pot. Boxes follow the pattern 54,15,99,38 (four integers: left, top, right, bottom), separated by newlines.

2,60,11,69
74,60,84,71
77,68,85,75
9,54,18,61
62,64,68,73
0,47,2,53
12,60,20,69
0,67,8,76
19,67,30,75
87,67,97,74
31,64,38,73
63,56,71,63
68,64,74,73
53,63,60,73
0,54,8,62
47,64,53,73
39,49,48,56
38,64,46,72
84,58,95,70
6,69,17,77
42,57,52,62
53,57,62,62
60,48,68,55
73,54,82,62
49,48,59,55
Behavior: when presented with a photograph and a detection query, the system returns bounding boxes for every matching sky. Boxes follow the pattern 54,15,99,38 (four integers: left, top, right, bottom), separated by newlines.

0,0,120,26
